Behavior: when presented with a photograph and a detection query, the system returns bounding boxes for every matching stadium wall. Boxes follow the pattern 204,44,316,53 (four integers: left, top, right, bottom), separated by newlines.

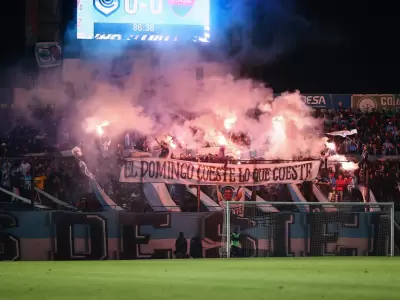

0,211,390,261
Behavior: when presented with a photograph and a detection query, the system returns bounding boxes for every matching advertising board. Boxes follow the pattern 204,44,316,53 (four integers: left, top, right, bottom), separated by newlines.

0,210,390,260
301,94,351,109
352,94,398,111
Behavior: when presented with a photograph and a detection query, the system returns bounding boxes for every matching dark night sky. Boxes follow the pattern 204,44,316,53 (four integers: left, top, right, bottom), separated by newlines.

273,1,399,94
2,0,399,94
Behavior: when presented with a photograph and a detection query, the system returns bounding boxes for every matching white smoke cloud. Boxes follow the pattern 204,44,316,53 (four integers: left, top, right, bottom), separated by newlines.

9,49,328,164
55,47,324,160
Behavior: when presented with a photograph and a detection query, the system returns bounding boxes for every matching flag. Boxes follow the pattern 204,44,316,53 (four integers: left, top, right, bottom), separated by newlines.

124,132,131,148
35,42,62,68
327,129,357,137
216,185,245,216
72,147,123,210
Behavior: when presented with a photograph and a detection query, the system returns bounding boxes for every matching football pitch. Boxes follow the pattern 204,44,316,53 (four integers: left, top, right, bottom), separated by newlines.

1,258,399,300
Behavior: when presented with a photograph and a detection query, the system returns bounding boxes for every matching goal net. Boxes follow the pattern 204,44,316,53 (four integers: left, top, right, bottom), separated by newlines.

221,201,394,257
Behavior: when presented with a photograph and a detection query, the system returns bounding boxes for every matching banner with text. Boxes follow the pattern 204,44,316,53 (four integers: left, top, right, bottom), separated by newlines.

119,159,320,185
274,94,350,109
352,94,398,111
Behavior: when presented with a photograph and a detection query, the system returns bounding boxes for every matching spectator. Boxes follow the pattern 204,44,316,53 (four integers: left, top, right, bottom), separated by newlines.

159,142,170,158
190,235,203,258
1,159,11,189
174,232,188,258
230,227,241,258
20,160,32,190
34,171,46,190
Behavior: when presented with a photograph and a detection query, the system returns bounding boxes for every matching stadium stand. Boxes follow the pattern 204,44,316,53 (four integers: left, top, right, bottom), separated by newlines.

1,106,400,212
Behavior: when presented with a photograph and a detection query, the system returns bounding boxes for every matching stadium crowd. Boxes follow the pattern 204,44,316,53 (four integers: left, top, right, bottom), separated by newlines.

321,108,400,155
1,105,400,212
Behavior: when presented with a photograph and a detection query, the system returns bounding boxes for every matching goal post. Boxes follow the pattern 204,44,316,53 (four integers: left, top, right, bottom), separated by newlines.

222,201,395,258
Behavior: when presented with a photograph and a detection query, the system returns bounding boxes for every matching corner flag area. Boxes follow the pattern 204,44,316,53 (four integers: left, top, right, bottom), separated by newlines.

1,258,399,300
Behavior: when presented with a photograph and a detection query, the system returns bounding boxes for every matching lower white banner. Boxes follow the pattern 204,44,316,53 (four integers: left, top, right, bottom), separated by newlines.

119,158,320,186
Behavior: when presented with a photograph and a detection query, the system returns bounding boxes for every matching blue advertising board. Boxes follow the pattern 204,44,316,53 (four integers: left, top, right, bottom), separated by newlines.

0,210,390,260
301,94,352,109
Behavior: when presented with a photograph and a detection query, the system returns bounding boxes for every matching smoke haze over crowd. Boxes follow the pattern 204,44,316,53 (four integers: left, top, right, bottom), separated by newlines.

11,1,327,160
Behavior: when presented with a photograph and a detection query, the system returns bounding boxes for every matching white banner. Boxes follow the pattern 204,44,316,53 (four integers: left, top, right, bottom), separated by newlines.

35,42,62,68
327,129,357,137
119,158,321,186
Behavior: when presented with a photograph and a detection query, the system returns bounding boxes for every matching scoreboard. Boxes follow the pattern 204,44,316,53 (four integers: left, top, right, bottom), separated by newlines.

77,0,211,42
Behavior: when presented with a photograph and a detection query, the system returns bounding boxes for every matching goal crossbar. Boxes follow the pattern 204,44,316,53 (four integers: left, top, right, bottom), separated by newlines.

223,201,395,258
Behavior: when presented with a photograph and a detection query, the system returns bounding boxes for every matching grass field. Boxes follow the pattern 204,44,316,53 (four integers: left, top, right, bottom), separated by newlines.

0,258,399,300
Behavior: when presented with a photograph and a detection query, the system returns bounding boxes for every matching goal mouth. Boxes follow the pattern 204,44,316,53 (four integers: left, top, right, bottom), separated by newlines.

221,201,395,258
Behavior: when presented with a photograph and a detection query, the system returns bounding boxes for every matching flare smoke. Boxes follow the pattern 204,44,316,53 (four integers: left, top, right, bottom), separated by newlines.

66,50,326,159
11,1,327,159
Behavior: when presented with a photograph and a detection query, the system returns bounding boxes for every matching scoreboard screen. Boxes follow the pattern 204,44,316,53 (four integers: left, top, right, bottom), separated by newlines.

77,0,211,42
